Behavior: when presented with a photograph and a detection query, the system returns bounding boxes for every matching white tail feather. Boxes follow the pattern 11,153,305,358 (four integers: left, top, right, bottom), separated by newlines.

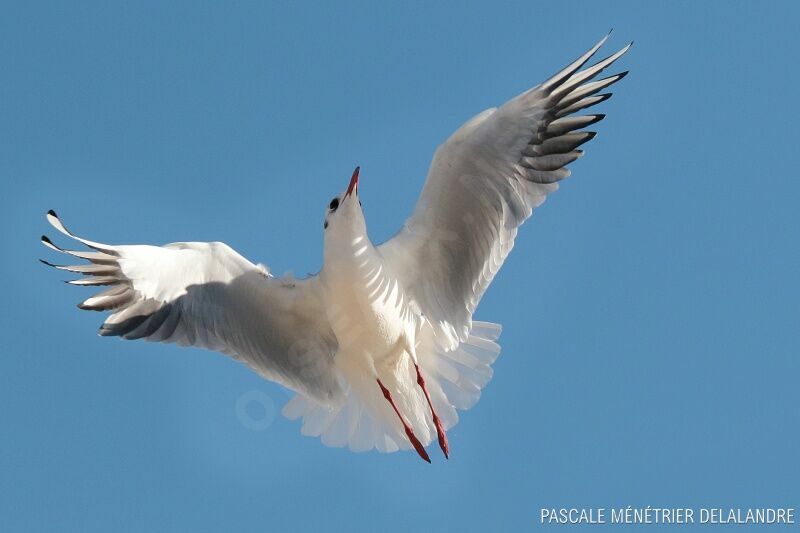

282,320,502,453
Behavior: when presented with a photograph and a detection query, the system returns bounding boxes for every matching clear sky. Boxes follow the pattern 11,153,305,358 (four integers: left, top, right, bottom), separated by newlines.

2,1,798,531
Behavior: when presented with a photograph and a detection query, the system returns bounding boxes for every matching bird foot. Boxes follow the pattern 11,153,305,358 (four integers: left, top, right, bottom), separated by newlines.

415,364,450,459
404,426,431,463
377,378,431,463
433,414,449,459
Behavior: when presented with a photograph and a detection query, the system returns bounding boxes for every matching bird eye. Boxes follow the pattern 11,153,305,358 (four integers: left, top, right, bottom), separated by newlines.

329,197,339,211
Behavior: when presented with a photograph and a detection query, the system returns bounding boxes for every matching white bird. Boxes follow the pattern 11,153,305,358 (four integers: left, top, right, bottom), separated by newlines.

42,33,630,462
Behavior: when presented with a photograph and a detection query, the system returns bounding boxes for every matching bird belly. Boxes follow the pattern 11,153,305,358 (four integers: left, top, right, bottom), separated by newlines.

322,256,416,364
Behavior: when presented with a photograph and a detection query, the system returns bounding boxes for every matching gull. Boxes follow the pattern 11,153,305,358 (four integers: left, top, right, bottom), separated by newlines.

42,33,630,462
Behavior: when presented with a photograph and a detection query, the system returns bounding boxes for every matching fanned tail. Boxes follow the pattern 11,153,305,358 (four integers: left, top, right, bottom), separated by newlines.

282,321,502,454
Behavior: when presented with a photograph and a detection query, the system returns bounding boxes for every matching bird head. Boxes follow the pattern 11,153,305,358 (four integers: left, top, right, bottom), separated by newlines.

323,166,365,237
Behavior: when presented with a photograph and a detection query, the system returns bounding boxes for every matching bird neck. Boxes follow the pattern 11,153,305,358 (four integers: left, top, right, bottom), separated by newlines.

323,213,372,269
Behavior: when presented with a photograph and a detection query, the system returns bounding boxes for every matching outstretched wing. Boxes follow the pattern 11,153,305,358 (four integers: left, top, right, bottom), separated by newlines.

379,33,630,348
41,210,342,404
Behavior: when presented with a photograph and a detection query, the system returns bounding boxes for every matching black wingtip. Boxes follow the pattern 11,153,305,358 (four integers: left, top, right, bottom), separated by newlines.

41,234,52,244
39,258,56,267
588,114,606,127
617,70,630,80
47,209,57,217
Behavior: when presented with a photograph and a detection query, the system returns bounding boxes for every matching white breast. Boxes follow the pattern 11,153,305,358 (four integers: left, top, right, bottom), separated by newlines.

321,235,417,361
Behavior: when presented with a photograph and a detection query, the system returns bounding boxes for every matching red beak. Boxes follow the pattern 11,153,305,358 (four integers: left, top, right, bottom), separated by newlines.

346,166,360,197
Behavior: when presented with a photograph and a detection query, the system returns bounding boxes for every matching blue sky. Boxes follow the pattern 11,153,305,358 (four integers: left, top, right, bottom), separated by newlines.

2,1,798,531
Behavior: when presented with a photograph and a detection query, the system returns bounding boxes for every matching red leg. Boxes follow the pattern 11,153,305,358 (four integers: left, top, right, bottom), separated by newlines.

377,379,431,463
415,364,450,459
